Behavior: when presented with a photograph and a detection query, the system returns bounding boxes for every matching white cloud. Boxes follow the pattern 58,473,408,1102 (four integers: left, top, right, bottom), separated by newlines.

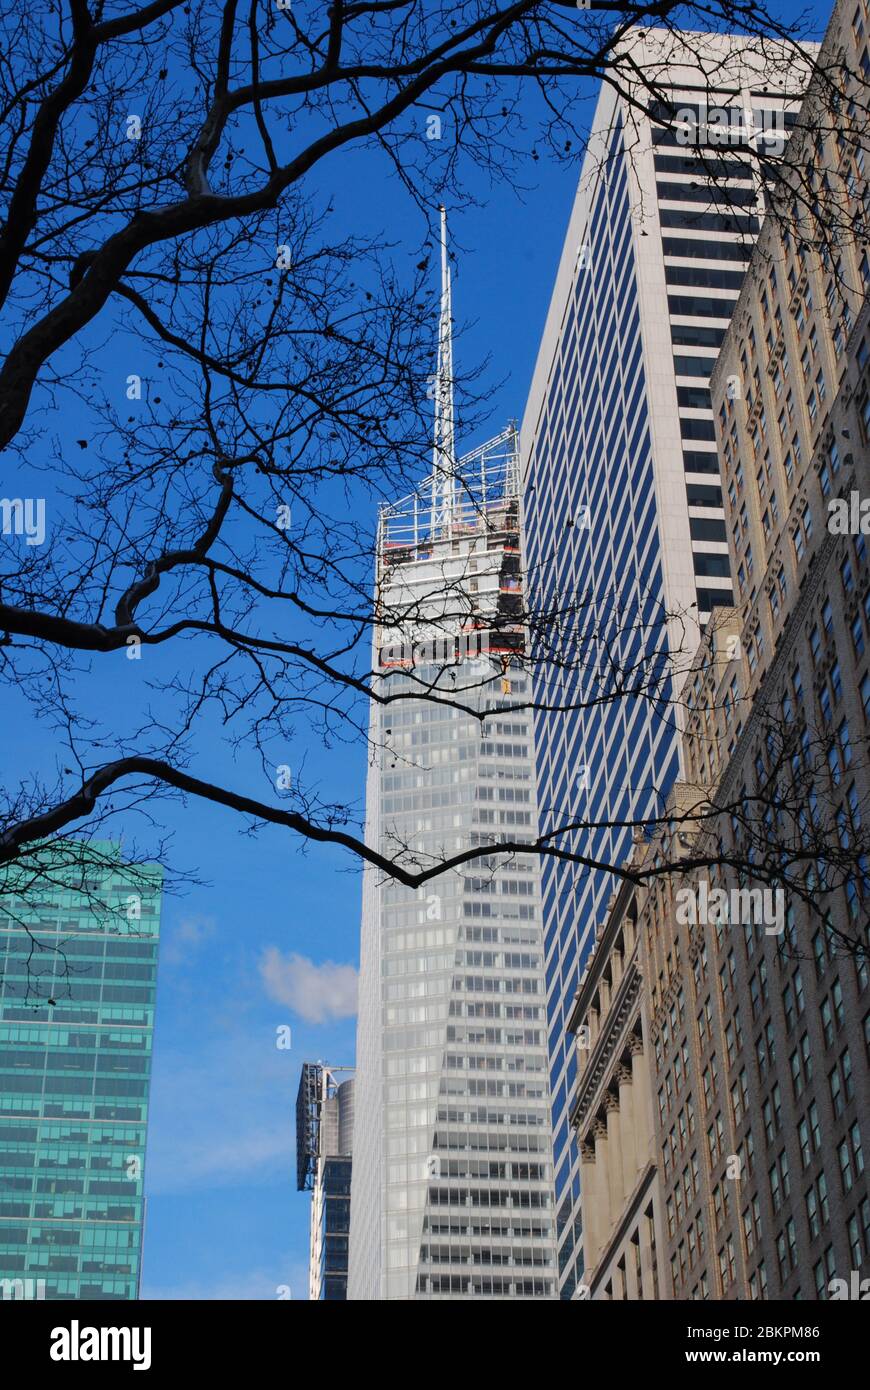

161,913,217,968
258,948,358,1024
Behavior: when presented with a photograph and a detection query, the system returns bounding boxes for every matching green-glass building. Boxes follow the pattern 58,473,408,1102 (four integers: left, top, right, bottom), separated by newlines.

0,841,162,1299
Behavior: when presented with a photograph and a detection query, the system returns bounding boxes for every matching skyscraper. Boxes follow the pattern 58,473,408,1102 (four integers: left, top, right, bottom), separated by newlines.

638,0,869,1296
578,51,870,1286
296,1061,354,1300
349,213,557,1299
0,841,162,1300
520,27,814,1296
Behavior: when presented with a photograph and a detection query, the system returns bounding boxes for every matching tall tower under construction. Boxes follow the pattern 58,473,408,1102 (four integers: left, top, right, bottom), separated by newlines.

348,212,557,1299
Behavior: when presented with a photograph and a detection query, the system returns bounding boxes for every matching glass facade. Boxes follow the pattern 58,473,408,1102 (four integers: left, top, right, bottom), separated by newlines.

317,1156,352,1300
525,111,674,1299
521,36,800,1296
0,842,162,1299
349,431,557,1299
297,1062,354,1300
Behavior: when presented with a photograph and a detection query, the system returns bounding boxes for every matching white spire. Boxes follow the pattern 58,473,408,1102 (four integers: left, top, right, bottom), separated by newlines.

431,205,456,535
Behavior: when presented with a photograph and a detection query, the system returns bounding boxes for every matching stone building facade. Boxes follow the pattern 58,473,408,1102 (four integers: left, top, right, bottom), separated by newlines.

572,0,870,1298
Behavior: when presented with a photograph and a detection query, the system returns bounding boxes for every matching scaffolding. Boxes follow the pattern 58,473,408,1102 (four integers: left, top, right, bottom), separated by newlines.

295,1061,355,1191
378,424,520,557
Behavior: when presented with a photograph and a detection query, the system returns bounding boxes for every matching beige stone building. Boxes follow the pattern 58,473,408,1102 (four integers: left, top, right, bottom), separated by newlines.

572,0,870,1298
567,876,665,1298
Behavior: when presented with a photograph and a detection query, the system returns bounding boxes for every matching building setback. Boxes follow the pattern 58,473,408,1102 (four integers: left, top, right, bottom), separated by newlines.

519,25,814,1297
0,842,162,1300
348,214,557,1299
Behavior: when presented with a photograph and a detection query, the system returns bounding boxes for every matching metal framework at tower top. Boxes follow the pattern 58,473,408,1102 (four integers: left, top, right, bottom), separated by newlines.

295,1060,354,1191
376,206,519,559
378,423,520,556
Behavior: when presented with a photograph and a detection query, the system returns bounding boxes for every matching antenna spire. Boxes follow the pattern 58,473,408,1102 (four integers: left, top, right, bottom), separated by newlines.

431,205,456,535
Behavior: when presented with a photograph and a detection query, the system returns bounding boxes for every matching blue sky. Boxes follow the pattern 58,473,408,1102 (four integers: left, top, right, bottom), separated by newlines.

0,79,582,1298
0,0,832,1299
132,151,579,1302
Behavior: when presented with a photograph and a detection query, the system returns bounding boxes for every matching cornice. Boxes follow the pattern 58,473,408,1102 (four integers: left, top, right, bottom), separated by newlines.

570,961,642,1133
566,875,638,1034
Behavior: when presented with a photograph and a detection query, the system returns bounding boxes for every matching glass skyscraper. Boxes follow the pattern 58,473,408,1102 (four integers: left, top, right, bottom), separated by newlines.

0,841,162,1300
349,214,557,1298
296,1061,354,1300
519,28,812,1296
